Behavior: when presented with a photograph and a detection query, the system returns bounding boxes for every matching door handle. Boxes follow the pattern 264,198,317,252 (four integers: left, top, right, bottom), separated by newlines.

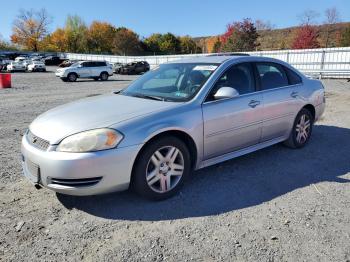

290,91,299,98
248,100,260,108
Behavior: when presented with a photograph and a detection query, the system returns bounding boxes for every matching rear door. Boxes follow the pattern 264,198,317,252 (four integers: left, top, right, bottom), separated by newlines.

255,62,304,141
78,62,92,77
91,62,104,77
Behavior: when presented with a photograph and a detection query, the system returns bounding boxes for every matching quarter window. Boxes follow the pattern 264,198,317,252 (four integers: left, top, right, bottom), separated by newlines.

256,63,289,90
284,66,302,85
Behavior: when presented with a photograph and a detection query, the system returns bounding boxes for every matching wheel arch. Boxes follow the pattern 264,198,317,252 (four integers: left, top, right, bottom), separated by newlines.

302,104,315,120
130,129,198,184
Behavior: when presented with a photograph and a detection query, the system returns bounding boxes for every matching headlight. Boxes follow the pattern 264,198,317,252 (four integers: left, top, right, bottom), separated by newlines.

56,128,123,152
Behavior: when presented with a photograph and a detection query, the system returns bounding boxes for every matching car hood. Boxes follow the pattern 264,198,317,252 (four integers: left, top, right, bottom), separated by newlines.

29,94,178,144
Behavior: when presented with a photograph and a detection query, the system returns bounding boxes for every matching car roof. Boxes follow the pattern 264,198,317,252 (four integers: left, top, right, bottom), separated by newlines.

166,55,261,64
166,55,294,68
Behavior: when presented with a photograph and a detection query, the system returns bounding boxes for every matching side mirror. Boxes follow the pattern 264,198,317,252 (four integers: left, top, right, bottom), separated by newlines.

214,87,239,100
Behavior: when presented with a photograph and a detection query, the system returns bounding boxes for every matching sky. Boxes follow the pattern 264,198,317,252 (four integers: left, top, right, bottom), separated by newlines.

1,0,350,40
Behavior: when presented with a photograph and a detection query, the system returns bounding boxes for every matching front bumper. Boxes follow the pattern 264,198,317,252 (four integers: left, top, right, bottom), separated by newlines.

21,135,142,196
55,71,66,77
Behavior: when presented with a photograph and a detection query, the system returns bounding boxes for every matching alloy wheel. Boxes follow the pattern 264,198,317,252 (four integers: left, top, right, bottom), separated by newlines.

295,114,311,144
146,146,184,193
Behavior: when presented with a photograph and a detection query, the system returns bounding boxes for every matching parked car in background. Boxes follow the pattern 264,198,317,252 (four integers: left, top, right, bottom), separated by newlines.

112,62,125,74
27,61,46,72
55,61,113,82
22,55,325,200
15,56,29,62
30,56,44,62
0,57,12,71
7,61,26,72
119,61,150,75
58,60,78,68
44,56,64,66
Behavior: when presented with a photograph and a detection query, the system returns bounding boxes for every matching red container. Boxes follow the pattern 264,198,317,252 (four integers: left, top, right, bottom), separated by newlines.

0,73,11,88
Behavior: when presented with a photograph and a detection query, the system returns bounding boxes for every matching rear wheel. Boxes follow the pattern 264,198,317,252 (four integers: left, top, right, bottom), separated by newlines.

284,108,313,148
67,73,77,82
132,136,191,200
100,72,108,81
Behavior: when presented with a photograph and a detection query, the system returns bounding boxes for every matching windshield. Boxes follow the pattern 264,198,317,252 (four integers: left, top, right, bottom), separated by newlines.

70,62,80,68
121,63,218,102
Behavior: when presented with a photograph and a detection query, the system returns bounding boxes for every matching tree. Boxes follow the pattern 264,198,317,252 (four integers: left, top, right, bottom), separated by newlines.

292,25,320,49
113,27,141,55
0,34,17,50
323,7,340,47
64,15,88,53
339,25,350,47
86,21,116,53
255,19,273,31
11,8,52,51
159,33,180,54
206,36,220,53
298,9,319,26
143,33,163,53
179,36,199,54
220,19,259,52
41,28,67,51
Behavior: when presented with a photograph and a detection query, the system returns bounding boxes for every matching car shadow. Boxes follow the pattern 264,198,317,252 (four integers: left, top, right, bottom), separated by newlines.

57,125,350,221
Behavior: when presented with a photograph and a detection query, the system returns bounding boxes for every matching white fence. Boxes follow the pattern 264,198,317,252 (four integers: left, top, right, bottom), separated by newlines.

66,47,350,79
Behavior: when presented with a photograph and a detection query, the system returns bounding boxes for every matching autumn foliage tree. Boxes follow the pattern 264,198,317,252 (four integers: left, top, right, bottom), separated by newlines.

112,27,141,55
179,36,199,54
11,8,51,51
86,21,116,53
292,25,320,49
220,19,259,52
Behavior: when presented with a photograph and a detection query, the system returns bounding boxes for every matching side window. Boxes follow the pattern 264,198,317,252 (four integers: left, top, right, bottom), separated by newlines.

256,63,289,90
207,63,255,101
283,66,302,85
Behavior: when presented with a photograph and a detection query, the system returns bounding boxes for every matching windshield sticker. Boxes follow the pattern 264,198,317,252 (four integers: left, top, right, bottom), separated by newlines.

174,91,188,97
193,65,218,71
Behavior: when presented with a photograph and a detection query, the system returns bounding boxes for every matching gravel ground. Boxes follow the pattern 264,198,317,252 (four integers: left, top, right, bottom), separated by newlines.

0,68,349,261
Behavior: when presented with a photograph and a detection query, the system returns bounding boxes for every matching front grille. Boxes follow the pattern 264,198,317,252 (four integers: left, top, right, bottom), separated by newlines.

27,131,50,151
48,177,102,187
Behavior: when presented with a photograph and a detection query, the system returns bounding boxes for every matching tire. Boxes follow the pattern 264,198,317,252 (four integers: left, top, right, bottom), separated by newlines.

283,108,313,148
67,73,77,82
100,72,108,81
132,136,191,200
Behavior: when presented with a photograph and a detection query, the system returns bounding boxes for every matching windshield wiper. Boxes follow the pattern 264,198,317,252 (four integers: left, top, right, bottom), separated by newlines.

131,93,166,101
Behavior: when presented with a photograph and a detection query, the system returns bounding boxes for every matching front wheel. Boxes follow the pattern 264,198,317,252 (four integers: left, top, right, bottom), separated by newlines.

132,136,191,200
284,108,313,148
67,73,77,82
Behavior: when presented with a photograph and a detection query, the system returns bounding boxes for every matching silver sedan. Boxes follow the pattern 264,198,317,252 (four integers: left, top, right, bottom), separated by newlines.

21,55,325,200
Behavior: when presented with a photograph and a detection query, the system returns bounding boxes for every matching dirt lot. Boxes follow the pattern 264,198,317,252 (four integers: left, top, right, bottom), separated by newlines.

0,68,349,261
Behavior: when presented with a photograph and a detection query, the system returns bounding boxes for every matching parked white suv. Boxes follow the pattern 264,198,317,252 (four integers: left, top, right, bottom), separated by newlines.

55,61,113,82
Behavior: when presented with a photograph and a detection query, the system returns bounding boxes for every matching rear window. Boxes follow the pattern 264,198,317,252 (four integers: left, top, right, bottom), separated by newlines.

284,66,302,85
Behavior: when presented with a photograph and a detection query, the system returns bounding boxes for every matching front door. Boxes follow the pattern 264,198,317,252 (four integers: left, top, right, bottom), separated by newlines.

202,63,263,159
